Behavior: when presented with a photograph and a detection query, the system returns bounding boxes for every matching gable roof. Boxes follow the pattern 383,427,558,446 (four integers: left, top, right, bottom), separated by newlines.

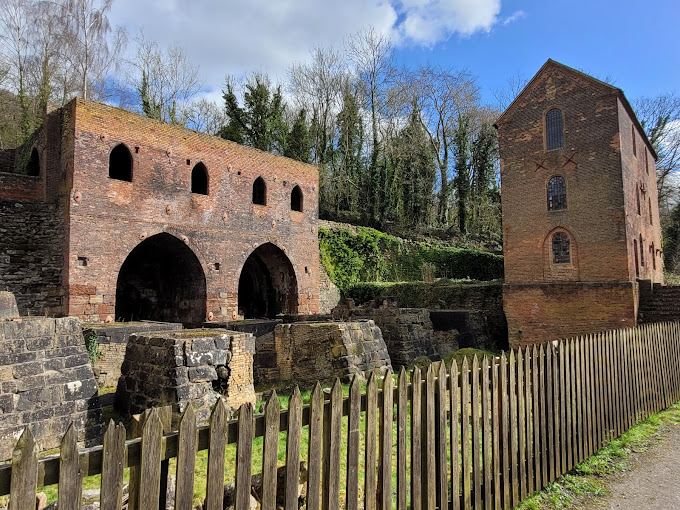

495,59,657,160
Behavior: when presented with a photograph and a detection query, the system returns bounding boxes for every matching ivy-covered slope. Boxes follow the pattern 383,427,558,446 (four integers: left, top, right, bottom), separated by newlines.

319,225,503,290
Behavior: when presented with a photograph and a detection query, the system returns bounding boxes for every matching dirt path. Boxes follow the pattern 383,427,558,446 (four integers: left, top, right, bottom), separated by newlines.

586,425,680,509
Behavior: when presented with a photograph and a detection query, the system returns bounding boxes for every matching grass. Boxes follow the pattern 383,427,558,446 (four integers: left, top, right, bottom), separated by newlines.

518,400,680,509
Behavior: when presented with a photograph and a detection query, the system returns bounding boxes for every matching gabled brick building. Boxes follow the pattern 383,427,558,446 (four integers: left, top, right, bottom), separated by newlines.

0,99,320,326
498,60,663,346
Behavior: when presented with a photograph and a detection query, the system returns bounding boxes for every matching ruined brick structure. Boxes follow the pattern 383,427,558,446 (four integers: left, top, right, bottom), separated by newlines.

498,60,663,346
0,99,320,326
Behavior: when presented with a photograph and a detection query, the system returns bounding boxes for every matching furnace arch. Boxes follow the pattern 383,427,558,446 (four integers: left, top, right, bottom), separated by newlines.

237,243,298,319
115,233,206,326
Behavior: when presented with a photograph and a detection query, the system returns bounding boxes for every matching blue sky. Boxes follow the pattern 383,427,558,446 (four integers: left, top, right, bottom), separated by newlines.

109,0,680,107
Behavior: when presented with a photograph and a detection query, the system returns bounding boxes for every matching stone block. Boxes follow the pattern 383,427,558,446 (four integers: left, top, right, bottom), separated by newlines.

188,366,218,383
0,292,19,320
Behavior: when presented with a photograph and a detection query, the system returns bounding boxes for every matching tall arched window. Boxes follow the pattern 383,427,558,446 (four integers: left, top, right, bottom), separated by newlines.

552,232,570,264
649,198,653,225
191,162,208,195
546,108,564,150
632,125,637,156
109,143,133,181
26,148,40,176
652,243,657,270
634,239,639,277
252,176,266,205
636,185,641,215
291,185,303,212
639,234,644,266
547,176,567,211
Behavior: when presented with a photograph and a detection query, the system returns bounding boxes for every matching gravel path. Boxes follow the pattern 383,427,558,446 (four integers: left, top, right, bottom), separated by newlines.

587,425,680,509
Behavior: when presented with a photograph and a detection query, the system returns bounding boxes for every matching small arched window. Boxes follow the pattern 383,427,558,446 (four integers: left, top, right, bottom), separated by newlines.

639,234,644,266
547,176,567,211
632,125,637,156
109,143,133,182
252,176,266,205
191,162,208,195
552,232,570,264
636,185,641,215
652,243,657,270
26,148,40,176
634,239,639,277
291,185,303,212
546,108,564,150
649,198,653,225
645,148,649,174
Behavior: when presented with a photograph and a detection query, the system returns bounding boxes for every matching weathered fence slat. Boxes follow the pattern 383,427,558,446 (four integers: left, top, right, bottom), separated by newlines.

567,340,575,468
396,368,408,510
9,428,38,510
323,380,342,510
436,362,448,510
545,344,555,483
524,348,534,496
450,362,461,510
482,356,492,510
517,349,527,502
100,420,126,510
500,353,510,509
552,343,561,479
138,409,163,510
174,406,197,510
379,370,394,510
491,360,500,510
307,383,324,510
531,346,541,493
509,350,519,508
365,372,378,510
235,404,254,510
424,364,437,510
461,358,472,510
538,344,547,487
58,424,83,510
262,392,280,510
471,356,482,510
285,388,302,510
346,375,362,510
206,399,228,510
558,341,567,477
412,366,423,510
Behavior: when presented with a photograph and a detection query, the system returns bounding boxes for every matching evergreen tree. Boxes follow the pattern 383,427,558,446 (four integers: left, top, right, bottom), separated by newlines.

284,109,311,162
453,115,471,233
333,87,364,217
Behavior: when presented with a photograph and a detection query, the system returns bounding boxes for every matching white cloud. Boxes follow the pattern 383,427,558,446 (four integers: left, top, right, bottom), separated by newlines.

502,10,526,26
108,0,503,93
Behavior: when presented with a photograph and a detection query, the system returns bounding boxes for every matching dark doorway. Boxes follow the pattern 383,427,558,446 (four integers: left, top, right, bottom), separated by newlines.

115,233,206,326
26,148,40,176
238,243,298,318
109,143,133,181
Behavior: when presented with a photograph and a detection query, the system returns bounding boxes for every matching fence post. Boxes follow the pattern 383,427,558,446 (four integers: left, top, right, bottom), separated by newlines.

9,427,38,510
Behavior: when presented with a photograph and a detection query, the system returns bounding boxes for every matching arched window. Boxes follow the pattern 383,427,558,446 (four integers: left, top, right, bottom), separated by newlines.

552,232,570,264
632,125,637,156
639,234,644,266
546,108,564,150
252,176,266,205
191,162,208,195
634,239,639,277
645,148,649,174
547,176,567,211
636,185,641,215
652,243,657,270
649,198,653,225
291,185,303,212
26,148,40,176
109,143,133,181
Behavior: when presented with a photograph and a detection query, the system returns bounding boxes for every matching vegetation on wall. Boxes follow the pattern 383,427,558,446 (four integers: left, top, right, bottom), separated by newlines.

319,225,503,290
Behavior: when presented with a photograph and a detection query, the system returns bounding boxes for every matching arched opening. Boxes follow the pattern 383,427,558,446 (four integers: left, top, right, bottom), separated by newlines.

115,233,206,326
547,176,566,211
109,143,133,181
191,162,209,195
252,176,266,205
26,148,40,176
238,243,298,319
291,185,303,212
545,108,564,150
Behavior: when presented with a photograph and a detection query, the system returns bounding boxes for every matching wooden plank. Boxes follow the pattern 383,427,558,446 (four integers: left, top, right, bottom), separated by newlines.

482,357,492,510
538,344,547,487
323,380,342,510
206,399,229,510
559,341,567,477
500,353,510,509
461,358,471,510
347,376,362,510
138,409,163,510
127,414,143,510
596,333,606,448
531,346,541,493
412,366,423,510
307,383,324,510
9,427,38,510
174,406,197,510
396,368,408,510
285,389,302,510
365,372,378,510
100,420,126,510
491,360,500,510
471,356,482,510
568,340,576,469
545,344,555,483
525,348,534,496
450,362,460,510
584,336,593,458
509,350,519,508
576,338,584,464
262,392,280,510
379,371,394,510
58,423,83,510
436,362,449,510
552,342,561,479
517,349,527,502
424,364,437,510
235,404,254,510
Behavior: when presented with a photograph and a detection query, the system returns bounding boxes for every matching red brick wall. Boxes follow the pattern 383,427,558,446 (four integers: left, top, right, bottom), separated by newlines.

504,281,638,347
0,173,43,201
62,100,319,322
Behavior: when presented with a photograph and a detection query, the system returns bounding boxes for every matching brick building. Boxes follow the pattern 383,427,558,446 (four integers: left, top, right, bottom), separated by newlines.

0,99,320,326
498,60,663,346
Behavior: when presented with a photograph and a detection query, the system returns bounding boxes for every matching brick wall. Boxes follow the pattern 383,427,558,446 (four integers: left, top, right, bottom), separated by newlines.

0,200,66,317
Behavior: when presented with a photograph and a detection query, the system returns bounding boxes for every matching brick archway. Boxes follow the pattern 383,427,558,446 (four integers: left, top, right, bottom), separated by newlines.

238,243,298,319
115,233,207,326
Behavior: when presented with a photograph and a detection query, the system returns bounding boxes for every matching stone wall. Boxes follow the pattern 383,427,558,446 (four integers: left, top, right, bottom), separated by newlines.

275,321,391,386
0,200,65,317
0,307,102,460
85,321,183,388
318,265,341,314
115,329,255,422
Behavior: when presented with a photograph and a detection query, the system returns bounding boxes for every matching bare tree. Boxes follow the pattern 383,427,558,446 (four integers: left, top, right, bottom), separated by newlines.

61,0,126,100
492,72,529,112
0,0,31,134
182,97,226,135
128,33,202,124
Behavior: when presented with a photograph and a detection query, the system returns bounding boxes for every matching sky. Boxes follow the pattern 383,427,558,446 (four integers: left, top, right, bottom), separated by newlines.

108,0,680,107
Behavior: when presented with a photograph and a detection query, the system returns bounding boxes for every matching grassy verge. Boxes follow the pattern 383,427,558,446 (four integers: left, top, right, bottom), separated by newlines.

518,400,680,509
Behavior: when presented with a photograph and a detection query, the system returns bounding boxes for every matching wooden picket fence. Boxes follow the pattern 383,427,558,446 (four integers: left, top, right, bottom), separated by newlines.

1,321,680,510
